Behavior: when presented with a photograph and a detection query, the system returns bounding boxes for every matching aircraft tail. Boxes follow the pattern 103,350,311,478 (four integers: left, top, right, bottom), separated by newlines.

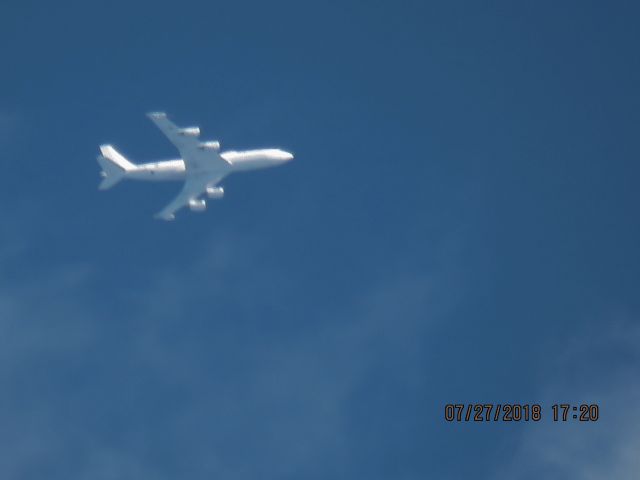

97,145,135,190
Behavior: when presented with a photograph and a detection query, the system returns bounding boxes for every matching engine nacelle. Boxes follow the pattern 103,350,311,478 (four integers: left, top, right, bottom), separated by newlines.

198,141,221,151
178,127,200,137
188,198,206,212
206,186,224,199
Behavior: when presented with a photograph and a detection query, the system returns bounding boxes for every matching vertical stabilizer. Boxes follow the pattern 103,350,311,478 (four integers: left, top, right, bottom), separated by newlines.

97,145,135,190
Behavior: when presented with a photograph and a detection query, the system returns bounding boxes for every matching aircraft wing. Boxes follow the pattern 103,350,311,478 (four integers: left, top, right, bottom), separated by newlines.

154,173,223,221
147,112,229,171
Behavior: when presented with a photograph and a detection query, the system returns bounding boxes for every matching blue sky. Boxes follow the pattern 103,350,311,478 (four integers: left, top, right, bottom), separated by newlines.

1,1,639,478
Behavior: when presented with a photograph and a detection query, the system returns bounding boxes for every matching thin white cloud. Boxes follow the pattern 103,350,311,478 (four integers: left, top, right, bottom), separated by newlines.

0,228,449,479
129,232,441,478
0,265,101,477
494,317,640,480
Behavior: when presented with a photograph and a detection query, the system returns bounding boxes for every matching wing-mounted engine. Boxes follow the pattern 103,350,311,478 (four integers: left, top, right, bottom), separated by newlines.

188,198,206,212
178,127,200,137
206,186,224,199
198,141,221,152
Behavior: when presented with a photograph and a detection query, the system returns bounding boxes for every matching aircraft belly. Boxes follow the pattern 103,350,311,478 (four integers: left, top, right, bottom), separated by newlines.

155,170,186,180
128,169,185,181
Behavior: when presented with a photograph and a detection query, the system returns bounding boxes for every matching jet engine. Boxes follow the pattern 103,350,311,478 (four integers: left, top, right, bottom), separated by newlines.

188,198,206,212
206,186,224,199
178,127,200,137
198,141,221,151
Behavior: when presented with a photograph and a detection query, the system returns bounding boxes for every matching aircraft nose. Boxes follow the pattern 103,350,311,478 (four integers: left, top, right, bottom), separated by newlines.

281,151,294,161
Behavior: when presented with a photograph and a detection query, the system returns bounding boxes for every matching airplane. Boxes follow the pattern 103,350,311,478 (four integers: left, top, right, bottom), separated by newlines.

97,112,294,220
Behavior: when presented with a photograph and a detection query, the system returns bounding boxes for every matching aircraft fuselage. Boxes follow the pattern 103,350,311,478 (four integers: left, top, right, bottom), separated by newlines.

125,148,293,181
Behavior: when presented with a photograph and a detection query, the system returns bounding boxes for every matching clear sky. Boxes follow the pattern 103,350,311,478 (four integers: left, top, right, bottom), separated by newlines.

1,1,639,478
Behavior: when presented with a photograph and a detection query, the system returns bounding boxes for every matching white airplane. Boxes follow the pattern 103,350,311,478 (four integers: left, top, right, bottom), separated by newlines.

97,112,294,220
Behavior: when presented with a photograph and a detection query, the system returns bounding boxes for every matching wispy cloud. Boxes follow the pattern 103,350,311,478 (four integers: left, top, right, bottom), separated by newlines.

493,316,640,480
0,261,102,478
0,229,447,479
129,232,440,478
